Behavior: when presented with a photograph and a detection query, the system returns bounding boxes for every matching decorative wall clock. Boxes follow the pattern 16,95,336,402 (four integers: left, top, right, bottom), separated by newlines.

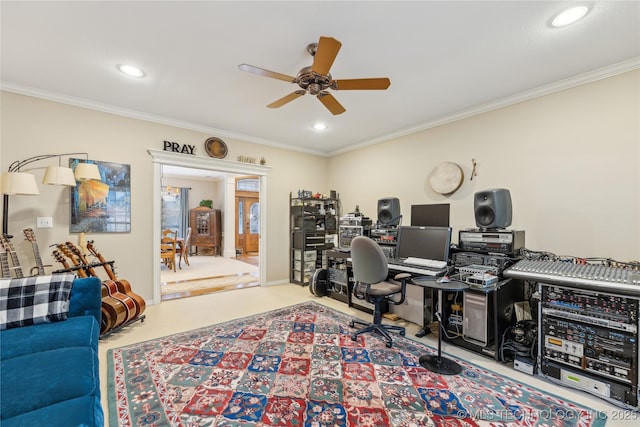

204,137,228,159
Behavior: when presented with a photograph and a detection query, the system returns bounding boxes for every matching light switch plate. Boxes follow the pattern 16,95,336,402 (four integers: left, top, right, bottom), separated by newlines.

36,217,53,228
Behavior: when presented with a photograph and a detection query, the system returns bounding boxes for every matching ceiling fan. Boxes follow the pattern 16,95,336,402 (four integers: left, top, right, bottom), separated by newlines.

238,36,390,115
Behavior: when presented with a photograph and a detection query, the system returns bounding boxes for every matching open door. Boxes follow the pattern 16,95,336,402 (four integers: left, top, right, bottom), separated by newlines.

235,176,260,254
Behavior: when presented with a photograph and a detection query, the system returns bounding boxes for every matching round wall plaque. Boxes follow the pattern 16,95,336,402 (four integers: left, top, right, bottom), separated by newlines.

204,137,228,159
429,162,464,195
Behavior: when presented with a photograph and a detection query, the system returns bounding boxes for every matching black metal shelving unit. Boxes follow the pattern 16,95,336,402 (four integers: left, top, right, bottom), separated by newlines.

289,192,339,286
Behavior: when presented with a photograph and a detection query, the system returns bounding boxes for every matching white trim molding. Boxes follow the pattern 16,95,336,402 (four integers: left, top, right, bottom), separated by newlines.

148,149,270,305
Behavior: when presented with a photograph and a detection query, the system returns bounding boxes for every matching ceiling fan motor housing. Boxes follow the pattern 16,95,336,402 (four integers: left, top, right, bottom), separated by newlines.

297,66,332,94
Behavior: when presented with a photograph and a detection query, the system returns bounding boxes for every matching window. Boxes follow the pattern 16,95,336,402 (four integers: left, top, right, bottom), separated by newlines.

161,186,187,237
237,178,259,192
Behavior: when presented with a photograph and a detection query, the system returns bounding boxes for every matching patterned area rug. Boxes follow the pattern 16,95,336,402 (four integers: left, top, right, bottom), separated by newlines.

107,301,607,426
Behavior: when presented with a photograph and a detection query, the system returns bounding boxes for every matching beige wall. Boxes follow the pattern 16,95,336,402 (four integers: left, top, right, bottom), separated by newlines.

163,176,224,212
1,69,638,304
329,70,640,260
1,92,329,302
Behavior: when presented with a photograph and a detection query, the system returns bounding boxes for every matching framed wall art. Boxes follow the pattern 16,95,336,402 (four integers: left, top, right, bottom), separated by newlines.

69,159,131,233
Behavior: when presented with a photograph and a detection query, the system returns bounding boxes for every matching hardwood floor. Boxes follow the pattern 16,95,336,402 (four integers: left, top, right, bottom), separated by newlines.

161,280,259,301
236,252,259,267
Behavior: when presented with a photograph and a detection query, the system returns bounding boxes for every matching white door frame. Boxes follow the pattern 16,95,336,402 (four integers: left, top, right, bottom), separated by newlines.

148,149,270,305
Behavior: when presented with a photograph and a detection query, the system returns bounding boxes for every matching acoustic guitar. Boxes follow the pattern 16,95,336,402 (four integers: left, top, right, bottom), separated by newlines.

86,241,146,317
52,249,114,335
65,242,139,324
57,243,130,331
22,228,48,276
0,234,24,278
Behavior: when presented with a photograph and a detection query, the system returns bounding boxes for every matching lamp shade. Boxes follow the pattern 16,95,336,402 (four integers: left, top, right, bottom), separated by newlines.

43,166,77,186
1,172,40,195
74,163,101,181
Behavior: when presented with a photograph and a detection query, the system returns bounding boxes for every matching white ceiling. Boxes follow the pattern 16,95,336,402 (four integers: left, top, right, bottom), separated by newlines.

2,1,639,157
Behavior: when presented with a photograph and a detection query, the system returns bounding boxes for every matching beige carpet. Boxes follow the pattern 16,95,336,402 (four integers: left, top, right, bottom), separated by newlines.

160,255,259,297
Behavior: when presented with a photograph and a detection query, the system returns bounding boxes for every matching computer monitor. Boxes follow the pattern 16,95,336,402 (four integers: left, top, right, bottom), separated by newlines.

396,225,452,261
410,203,450,227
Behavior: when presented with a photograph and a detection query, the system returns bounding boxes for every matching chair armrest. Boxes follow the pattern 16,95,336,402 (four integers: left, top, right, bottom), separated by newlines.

387,274,409,306
353,282,370,301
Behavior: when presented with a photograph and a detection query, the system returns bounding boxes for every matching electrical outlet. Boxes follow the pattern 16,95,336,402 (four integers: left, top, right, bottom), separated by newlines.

36,217,53,228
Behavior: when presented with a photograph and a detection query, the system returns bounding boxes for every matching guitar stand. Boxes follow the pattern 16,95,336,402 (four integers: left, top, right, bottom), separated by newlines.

99,314,146,339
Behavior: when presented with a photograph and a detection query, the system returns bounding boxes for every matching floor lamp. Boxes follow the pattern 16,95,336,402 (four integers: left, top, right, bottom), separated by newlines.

1,153,102,236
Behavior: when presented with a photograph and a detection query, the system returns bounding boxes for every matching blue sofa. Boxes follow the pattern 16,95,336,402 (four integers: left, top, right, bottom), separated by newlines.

0,276,104,427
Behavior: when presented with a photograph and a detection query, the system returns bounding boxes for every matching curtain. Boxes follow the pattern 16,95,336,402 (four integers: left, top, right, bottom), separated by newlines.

180,187,189,239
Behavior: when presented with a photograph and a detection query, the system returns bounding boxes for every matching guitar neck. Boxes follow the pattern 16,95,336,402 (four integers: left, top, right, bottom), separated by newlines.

68,242,99,278
23,228,46,276
0,252,10,278
87,242,117,281
0,236,24,278
31,242,46,276
57,245,88,278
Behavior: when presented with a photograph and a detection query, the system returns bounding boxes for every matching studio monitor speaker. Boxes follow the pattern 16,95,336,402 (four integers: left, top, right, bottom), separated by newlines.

474,188,512,229
377,197,401,226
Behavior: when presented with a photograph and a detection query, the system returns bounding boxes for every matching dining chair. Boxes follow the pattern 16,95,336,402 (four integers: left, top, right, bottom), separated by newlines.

179,227,192,269
160,229,178,272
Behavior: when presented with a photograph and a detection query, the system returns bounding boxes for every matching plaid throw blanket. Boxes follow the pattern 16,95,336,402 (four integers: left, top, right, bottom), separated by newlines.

0,273,76,330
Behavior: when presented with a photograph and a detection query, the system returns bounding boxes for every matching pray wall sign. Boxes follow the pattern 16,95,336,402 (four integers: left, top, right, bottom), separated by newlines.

163,140,195,155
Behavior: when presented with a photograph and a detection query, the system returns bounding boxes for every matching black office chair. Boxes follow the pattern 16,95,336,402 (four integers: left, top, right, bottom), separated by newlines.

349,236,411,348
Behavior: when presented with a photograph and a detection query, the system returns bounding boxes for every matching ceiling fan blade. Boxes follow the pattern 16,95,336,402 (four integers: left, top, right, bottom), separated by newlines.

317,92,346,115
238,63,296,83
332,78,391,90
311,36,342,76
267,91,305,108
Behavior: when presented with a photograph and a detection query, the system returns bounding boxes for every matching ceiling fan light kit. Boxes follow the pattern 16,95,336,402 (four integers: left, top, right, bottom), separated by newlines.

239,36,391,115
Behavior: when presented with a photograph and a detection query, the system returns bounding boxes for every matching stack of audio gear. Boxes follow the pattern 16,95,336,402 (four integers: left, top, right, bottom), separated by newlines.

453,230,523,274
458,264,500,288
338,214,371,249
504,260,640,410
458,229,525,256
369,227,398,244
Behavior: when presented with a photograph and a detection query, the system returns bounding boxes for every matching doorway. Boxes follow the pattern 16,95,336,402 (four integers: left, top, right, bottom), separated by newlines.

149,149,269,305
235,176,260,256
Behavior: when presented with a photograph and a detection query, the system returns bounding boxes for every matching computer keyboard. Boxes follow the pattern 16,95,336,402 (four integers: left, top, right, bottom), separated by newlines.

403,257,447,269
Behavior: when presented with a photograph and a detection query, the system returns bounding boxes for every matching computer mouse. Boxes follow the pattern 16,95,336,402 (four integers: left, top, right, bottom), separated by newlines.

437,276,450,283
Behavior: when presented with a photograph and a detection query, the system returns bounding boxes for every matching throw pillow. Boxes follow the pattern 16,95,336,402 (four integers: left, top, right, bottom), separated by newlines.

0,273,76,330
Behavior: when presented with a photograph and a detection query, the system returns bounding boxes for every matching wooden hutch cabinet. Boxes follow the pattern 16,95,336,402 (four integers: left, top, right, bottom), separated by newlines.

189,206,222,255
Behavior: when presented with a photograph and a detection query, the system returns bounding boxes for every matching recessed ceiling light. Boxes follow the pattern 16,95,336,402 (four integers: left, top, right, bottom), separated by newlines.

551,5,589,28
313,122,327,131
117,64,145,78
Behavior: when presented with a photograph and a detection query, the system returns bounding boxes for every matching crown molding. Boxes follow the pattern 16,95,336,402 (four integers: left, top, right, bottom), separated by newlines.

328,57,640,156
3,56,638,159
0,83,328,157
